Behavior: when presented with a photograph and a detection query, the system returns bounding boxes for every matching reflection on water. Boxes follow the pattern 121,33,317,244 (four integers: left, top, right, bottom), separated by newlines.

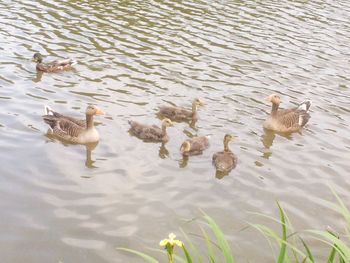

215,170,231,180
178,155,188,168
33,70,43,82
158,143,169,159
45,133,100,169
261,128,296,159
85,141,99,169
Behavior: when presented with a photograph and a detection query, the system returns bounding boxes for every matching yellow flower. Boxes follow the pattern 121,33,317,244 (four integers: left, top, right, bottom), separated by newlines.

159,233,183,247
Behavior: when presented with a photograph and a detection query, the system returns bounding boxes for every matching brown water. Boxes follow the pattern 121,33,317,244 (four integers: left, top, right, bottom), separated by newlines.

1,0,350,262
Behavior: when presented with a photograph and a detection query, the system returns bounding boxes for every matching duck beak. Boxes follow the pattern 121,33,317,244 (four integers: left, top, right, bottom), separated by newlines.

95,107,105,115
265,96,271,102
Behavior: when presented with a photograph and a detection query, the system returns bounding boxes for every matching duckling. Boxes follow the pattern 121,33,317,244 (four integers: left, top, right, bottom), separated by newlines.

33,52,77,72
128,118,173,142
180,136,209,156
42,105,104,144
212,134,237,173
158,98,204,122
264,94,311,133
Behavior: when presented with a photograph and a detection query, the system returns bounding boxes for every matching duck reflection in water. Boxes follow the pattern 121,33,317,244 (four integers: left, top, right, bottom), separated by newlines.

158,143,169,159
261,128,293,159
85,141,99,168
45,133,99,169
33,70,44,82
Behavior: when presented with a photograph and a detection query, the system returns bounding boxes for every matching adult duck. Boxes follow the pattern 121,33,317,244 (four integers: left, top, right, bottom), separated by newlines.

33,52,77,72
43,105,104,144
264,94,311,133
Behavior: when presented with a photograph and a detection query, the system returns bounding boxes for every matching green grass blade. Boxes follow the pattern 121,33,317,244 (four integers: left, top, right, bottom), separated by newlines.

182,245,193,263
203,214,234,263
180,229,203,263
117,248,159,263
200,225,216,263
299,237,314,263
326,245,336,263
276,202,287,263
309,230,350,261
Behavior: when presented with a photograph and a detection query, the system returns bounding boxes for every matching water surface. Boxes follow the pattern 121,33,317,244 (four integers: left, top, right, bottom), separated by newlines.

0,0,350,262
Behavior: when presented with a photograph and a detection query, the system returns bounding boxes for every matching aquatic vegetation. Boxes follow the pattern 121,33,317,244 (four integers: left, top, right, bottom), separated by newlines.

118,190,350,262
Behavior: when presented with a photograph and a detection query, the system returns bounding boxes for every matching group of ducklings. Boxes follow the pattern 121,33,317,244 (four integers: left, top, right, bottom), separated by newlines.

35,52,312,174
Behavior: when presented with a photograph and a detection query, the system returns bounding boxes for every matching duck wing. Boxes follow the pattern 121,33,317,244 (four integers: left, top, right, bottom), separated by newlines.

159,106,192,121
276,109,310,128
128,121,163,140
51,112,85,127
189,136,209,152
212,151,237,172
43,115,84,141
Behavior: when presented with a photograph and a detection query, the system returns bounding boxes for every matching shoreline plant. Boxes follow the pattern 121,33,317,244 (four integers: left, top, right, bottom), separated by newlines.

118,190,350,262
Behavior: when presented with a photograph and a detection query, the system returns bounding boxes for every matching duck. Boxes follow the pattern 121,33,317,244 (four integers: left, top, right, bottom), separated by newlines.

42,105,104,144
158,98,204,122
264,94,311,133
212,134,237,173
128,118,173,142
33,52,77,72
180,136,209,156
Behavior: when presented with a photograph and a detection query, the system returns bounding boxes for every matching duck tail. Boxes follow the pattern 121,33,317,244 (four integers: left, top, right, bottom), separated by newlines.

298,100,312,112
42,115,57,128
70,59,78,66
44,105,53,115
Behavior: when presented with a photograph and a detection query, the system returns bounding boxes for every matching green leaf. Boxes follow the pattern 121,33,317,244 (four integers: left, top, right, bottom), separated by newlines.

299,237,314,263
276,202,287,263
203,214,234,263
309,231,350,261
180,229,202,263
200,225,216,263
182,245,193,263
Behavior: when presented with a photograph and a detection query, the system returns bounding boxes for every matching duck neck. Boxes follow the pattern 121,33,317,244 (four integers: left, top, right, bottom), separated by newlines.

271,102,279,115
192,103,197,116
161,124,167,135
224,140,230,152
86,114,94,129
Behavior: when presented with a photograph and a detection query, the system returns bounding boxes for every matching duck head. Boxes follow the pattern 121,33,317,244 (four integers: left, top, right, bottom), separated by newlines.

86,105,105,116
180,141,191,155
33,52,43,63
162,118,173,127
265,94,281,105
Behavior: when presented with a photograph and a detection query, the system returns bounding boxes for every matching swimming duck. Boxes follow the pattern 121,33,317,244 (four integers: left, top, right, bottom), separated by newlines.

180,136,209,156
264,94,311,133
158,98,204,122
42,105,104,144
212,134,237,173
128,118,173,142
33,52,77,72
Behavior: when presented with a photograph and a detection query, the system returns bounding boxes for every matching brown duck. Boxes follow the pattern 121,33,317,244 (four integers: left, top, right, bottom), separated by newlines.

33,52,77,72
180,136,209,156
42,105,104,144
158,98,204,122
264,94,311,133
212,134,237,173
128,118,173,142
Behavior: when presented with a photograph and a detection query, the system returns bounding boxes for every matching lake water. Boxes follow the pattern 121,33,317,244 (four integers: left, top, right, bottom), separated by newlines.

1,0,350,262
